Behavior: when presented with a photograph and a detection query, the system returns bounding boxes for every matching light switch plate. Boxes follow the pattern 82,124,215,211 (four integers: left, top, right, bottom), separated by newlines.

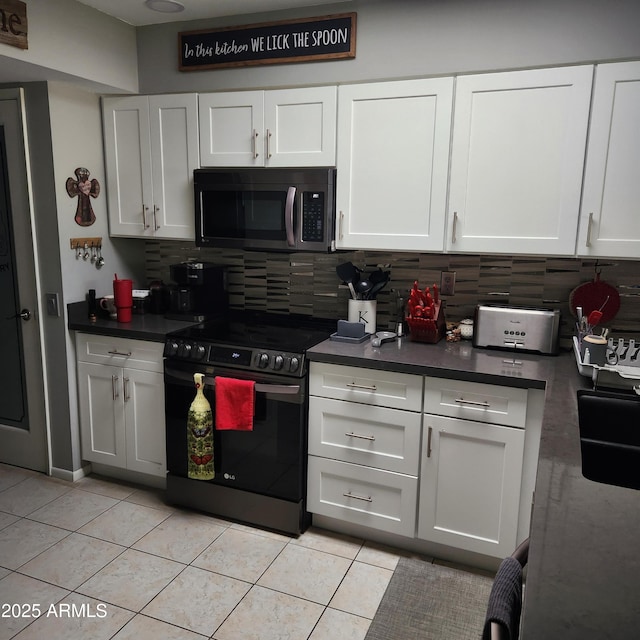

45,293,60,317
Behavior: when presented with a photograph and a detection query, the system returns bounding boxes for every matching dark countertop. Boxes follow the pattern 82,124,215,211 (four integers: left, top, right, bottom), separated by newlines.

67,301,196,342
308,336,640,639
307,334,551,389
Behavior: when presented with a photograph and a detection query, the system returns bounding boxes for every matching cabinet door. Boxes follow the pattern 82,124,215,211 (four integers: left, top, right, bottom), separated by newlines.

123,369,166,477
307,456,418,537
418,414,525,558
77,362,127,468
336,78,453,251
103,96,153,237
264,86,337,167
310,362,423,412
447,66,593,255
577,61,640,258
149,94,198,240
308,396,422,475
199,91,263,166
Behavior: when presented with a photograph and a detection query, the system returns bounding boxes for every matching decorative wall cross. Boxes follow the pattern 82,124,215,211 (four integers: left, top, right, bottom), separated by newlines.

66,167,100,226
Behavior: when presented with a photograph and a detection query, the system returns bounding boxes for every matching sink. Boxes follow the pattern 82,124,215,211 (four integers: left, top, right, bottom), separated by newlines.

578,389,640,490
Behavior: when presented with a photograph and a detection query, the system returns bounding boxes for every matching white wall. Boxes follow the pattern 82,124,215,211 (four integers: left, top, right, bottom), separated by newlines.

136,0,640,94
46,81,146,470
0,0,139,93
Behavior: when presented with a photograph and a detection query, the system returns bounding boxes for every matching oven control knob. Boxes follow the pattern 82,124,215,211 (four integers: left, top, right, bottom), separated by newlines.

164,341,179,357
179,342,192,358
258,353,270,368
274,354,284,370
289,357,300,373
193,344,206,360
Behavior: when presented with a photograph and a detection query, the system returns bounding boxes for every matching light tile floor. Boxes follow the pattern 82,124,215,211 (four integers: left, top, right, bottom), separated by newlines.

0,464,412,640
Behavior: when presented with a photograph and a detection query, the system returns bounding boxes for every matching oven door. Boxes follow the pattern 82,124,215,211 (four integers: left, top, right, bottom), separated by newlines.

164,361,308,502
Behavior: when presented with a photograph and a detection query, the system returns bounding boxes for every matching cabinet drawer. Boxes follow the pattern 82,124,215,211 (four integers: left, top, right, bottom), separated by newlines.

308,397,421,474
76,333,163,372
307,456,417,537
423,376,527,428
310,362,423,411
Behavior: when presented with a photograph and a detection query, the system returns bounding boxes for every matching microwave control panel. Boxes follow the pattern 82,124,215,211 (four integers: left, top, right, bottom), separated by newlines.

301,191,325,242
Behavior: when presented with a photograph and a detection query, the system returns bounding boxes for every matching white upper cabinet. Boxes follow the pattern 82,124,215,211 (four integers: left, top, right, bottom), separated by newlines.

577,61,640,259
336,78,454,251
199,86,337,167
102,94,199,240
447,66,593,256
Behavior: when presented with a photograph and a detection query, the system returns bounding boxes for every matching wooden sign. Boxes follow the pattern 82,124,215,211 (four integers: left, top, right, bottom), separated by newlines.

0,0,27,50
179,13,356,71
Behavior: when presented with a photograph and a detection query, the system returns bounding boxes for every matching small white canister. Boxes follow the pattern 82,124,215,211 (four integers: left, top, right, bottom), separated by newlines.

459,318,474,340
348,299,377,334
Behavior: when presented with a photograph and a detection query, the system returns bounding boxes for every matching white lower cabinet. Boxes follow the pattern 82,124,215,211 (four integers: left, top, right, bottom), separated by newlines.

308,362,536,561
417,414,525,558
307,457,418,537
307,363,423,537
76,334,166,478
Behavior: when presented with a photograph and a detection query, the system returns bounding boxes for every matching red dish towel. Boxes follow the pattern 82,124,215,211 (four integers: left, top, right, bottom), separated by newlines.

215,376,255,431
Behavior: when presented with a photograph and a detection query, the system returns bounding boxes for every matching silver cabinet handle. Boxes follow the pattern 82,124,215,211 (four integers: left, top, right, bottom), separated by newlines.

346,382,377,392
252,128,259,158
153,205,160,230
452,211,458,244
123,377,130,401
427,426,433,458
267,129,272,158
454,397,491,408
586,212,594,247
143,205,150,229
339,211,344,240
108,350,132,357
343,491,372,503
112,375,119,400
345,432,376,442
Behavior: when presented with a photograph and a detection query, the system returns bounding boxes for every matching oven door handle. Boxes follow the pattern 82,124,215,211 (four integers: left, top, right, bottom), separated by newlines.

165,367,301,395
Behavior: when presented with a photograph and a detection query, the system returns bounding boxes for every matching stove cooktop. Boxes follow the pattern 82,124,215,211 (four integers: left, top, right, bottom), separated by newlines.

164,311,335,376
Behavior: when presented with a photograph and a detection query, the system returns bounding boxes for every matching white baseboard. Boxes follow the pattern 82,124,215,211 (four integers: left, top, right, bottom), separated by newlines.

50,464,92,483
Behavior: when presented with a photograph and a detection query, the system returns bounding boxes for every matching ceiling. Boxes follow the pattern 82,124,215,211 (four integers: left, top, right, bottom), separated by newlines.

76,0,352,27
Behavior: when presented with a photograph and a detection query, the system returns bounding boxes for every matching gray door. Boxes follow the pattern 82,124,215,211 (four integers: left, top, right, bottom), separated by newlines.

0,89,48,472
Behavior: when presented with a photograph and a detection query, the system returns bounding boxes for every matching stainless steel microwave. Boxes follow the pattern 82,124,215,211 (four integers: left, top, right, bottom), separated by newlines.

194,168,336,252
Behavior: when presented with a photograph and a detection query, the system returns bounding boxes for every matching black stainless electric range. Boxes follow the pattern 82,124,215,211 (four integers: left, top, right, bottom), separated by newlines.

163,311,334,535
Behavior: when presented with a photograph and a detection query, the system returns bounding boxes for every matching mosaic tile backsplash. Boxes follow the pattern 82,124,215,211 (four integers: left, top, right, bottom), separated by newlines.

144,240,640,348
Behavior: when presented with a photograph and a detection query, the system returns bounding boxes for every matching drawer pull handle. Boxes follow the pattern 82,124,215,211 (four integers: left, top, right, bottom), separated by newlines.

427,426,433,458
454,397,490,408
343,491,372,503
346,382,377,392
345,432,376,442
108,350,132,357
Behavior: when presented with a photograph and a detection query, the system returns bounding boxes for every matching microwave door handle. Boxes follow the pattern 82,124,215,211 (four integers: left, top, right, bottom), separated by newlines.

285,186,296,247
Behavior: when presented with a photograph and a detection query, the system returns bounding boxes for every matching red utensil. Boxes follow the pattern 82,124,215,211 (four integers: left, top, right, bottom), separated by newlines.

587,309,603,329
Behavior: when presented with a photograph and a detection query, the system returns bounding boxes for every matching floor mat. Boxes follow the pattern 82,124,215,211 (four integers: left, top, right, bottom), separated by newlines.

365,556,493,640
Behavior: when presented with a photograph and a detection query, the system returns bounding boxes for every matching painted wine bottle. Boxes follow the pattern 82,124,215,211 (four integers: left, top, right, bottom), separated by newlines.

187,373,214,480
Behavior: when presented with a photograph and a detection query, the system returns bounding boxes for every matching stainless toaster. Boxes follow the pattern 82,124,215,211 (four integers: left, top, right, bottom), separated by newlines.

473,304,561,354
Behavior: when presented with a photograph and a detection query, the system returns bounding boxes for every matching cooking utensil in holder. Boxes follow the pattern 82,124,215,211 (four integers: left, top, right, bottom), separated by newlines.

406,302,446,344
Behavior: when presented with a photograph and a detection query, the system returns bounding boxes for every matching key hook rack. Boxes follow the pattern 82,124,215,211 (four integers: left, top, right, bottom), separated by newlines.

70,237,104,268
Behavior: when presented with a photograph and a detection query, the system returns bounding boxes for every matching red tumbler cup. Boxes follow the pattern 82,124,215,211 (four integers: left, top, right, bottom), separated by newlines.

113,277,133,323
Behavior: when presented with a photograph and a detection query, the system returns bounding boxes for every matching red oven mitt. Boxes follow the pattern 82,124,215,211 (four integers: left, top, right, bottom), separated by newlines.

214,377,255,431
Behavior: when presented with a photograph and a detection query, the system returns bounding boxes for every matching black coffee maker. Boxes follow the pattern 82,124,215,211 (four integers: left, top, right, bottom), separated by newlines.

166,261,228,322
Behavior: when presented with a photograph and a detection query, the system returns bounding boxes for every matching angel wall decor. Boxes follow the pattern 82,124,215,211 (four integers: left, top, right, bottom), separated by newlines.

66,167,100,226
